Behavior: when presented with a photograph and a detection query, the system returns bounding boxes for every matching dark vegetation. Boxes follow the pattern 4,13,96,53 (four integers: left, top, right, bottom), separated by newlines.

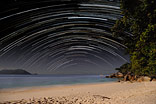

112,0,156,78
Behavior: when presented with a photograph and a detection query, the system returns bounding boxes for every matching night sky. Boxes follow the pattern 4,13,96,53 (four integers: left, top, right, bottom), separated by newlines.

0,0,129,74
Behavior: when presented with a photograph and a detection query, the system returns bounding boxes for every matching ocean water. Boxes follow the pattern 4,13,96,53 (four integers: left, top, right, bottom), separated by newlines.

0,75,118,89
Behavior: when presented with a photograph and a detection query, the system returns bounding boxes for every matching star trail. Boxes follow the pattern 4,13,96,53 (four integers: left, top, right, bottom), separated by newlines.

0,0,129,74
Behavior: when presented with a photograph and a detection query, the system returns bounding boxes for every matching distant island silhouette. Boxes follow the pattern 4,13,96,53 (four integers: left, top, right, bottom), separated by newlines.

0,69,32,75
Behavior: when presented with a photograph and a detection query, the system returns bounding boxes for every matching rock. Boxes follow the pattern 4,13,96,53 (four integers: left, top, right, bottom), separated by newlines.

110,73,116,78
128,75,132,80
106,76,110,78
116,72,124,78
105,74,115,78
124,75,129,81
123,73,134,81
137,77,143,82
150,76,156,81
106,71,154,82
106,72,124,78
143,76,151,81
130,75,135,81
137,76,151,82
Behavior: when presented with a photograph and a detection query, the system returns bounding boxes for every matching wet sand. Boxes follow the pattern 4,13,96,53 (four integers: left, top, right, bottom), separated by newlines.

0,81,156,104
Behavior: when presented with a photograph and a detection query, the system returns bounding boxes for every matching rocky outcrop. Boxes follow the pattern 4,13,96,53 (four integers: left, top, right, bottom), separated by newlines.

150,76,156,81
123,72,137,81
122,73,152,82
137,76,151,82
106,72,156,82
106,72,124,78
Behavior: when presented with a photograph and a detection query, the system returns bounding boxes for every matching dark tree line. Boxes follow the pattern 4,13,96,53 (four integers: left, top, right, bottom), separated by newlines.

112,0,156,76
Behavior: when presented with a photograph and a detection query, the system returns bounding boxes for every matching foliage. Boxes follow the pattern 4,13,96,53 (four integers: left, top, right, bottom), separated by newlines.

115,63,131,75
112,0,156,76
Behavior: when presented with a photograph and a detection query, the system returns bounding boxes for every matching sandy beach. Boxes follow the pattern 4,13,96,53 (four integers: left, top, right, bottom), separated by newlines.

0,81,156,104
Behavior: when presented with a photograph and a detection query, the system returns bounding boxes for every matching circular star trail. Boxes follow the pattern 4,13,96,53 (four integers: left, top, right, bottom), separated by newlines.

0,0,129,74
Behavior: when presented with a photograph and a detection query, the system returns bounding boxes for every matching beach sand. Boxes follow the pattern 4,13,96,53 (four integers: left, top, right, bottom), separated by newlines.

0,81,156,104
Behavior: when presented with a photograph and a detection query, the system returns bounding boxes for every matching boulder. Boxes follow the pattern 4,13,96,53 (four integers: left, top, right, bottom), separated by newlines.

106,72,124,78
116,72,124,78
105,76,110,78
137,76,151,82
123,75,129,81
150,76,156,81
130,75,135,81
123,73,138,81
106,73,116,78
143,76,151,81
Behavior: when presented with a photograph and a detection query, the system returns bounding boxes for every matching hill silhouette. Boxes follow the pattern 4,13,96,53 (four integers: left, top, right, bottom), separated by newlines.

0,69,32,75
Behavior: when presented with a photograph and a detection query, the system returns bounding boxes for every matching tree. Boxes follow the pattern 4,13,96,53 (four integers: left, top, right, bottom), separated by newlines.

115,63,131,75
113,0,156,76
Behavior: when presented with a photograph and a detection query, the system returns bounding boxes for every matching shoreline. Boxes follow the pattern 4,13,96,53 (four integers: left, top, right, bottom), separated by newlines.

0,81,116,91
0,81,156,104
0,74,117,90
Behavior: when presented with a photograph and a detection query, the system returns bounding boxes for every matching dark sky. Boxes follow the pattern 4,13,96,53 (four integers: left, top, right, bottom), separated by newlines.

0,0,129,74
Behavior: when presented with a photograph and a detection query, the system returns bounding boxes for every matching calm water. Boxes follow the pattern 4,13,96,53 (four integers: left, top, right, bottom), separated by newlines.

0,75,118,89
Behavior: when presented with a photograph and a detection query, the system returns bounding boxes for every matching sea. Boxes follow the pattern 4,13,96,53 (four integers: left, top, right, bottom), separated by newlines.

0,75,118,89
